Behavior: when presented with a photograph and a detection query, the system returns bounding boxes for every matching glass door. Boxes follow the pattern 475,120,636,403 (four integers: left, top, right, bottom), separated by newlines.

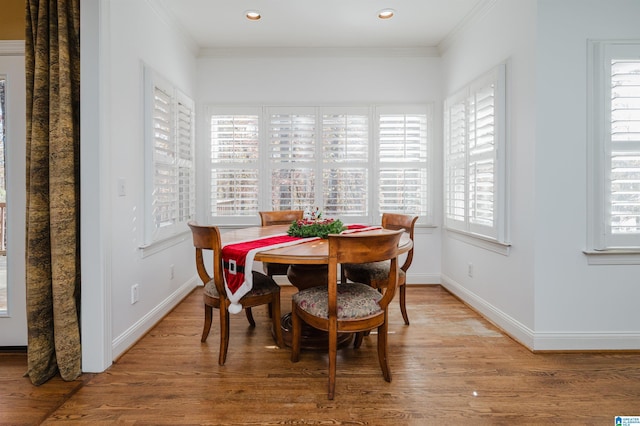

0,51,27,347
0,74,6,316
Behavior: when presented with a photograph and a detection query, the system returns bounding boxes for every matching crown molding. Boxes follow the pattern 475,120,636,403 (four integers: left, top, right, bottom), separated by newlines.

146,0,199,57
198,46,439,59
0,40,25,56
437,0,498,55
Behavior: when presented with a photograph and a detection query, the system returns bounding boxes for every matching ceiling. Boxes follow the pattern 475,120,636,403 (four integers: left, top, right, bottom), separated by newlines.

157,0,491,52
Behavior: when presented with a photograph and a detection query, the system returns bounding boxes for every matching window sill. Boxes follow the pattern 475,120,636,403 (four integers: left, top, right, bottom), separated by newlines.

445,228,511,256
139,230,190,258
583,249,640,265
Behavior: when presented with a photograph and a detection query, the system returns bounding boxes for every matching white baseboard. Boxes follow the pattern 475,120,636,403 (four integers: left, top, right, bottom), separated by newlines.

440,274,535,349
112,277,198,359
406,272,441,285
440,274,640,351
532,332,640,351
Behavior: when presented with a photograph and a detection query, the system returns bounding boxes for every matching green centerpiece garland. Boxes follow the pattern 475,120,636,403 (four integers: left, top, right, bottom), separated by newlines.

287,208,345,239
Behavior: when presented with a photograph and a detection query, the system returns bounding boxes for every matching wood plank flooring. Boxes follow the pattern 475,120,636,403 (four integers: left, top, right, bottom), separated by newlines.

2,285,639,425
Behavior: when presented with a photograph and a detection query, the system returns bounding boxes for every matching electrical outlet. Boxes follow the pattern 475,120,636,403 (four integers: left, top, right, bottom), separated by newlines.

170,264,174,280
467,263,474,278
131,284,139,304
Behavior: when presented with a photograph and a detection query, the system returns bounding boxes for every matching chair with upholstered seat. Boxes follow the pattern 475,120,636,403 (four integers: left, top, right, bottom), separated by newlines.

188,221,284,366
258,210,304,279
290,229,403,399
342,213,418,325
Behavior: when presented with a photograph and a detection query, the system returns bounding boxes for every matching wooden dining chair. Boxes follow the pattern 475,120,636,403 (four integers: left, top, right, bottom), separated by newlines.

258,210,304,279
188,221,284,365
342,213,418,325
290,229,403,400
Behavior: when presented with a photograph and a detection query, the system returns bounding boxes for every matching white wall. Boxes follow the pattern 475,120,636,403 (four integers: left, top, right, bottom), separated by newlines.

196,51,444,285
440,0,640,350
82,0,199,371
533,0,640,349
440,0,538,348
108,0,199,357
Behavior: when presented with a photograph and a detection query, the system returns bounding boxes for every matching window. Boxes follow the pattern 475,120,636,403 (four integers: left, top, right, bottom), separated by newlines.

143,67,195,245
206,105,431,225
209,107,260,220
588,41,640,252
444,64,508,243
377,106,430,219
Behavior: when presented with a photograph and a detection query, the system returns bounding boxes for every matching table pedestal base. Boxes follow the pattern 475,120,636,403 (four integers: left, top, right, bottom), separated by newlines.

278,313,353,350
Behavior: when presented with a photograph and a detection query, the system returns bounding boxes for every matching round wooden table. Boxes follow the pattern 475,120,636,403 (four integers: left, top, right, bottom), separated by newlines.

221,224,413,349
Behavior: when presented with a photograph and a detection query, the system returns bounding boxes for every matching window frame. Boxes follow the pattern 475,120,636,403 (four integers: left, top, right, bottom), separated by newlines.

205,104,432,227
443,63,509,245
587,40,640,257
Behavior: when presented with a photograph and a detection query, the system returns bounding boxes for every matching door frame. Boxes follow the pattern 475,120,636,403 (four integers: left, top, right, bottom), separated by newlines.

0,41,27,347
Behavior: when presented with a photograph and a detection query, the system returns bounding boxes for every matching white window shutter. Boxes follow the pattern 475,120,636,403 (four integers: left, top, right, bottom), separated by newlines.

152,84,176,231
602,49,640,247
267,108,317,210
208,105,432,226
176,93,195,224
144,67,196,245
444,64,507,242
322,109,369,217
444,94,468,229
377,108,429,220
210,112,260,218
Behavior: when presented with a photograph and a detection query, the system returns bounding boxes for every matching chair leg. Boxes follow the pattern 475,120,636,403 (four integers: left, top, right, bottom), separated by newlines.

267,273,274,318
201,304,213,342
271,297,284,348
377,315,391,382
219,308,230,366
353,332,364,349
290,303,301,362
328,323,338,400
399,284,410,325
245,307,256,327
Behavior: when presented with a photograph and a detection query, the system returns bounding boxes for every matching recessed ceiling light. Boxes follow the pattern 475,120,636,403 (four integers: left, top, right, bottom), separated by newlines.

245,10,261,21
377,8,395,20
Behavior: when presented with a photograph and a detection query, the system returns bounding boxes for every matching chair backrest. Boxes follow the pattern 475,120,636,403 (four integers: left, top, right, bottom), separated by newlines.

187,221,225,297
328,229,403,310
259,210,304,226
381,213,418,273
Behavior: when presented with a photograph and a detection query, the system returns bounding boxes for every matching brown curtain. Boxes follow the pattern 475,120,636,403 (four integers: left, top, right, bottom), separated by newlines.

25,0,81,386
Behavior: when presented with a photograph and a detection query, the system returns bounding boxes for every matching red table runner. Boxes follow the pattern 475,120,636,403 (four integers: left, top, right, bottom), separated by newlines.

222,234,318,313
221,224,381,314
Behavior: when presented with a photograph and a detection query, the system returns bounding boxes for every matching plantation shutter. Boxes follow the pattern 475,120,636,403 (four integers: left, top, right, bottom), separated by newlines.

378,109,428,218
176,93,195,223
152,83,176,230
208,105,433,226
322,108,369,217
144,67,196,244
210,111,260,218
444,64,506,242
468,78,496,231
444,92,468,228
268,108,317,210
606,55,640,247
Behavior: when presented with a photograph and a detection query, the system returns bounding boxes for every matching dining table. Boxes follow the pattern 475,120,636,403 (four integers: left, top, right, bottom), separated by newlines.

220,223,414,349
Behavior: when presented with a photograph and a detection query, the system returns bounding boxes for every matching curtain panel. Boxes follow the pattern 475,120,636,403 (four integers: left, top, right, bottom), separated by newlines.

25,0,81,386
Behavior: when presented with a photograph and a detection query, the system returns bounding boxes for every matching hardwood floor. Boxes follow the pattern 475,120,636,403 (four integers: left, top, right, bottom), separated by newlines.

2,285,639,425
